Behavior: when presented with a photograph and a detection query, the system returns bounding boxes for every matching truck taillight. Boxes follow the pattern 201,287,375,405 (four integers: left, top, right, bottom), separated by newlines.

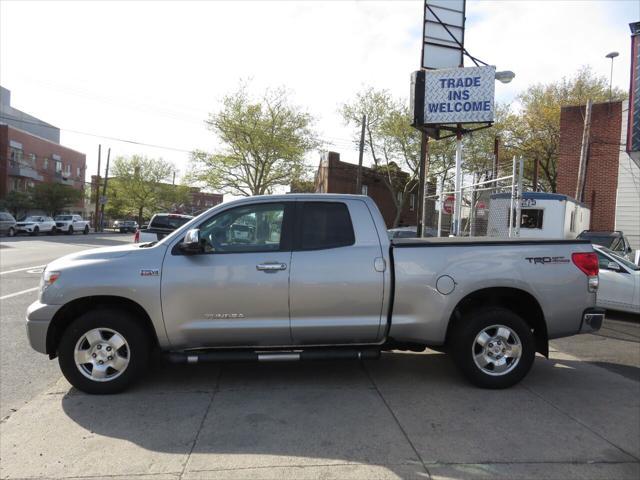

572,252,599,292
134,229,140,243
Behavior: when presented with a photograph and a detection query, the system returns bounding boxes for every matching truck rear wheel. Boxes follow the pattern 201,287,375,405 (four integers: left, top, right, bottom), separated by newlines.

451,307,535,389
57,308,150,394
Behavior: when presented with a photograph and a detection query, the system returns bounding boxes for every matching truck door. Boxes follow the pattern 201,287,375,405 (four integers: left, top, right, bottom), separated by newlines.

161,202,294,348
289,200,386,344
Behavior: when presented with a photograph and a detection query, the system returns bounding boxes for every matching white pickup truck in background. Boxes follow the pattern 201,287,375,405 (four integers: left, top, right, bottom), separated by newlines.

54,215,90,235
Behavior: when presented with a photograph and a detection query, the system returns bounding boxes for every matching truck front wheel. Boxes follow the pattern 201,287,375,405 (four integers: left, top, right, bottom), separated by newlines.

451,307,535,389
57,308,150,394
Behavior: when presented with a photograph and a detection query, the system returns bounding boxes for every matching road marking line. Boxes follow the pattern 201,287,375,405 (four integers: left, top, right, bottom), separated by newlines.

0,265,46,276
0,287,39,300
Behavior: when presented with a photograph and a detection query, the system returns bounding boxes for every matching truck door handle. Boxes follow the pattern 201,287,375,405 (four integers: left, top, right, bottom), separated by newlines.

256,263,287,272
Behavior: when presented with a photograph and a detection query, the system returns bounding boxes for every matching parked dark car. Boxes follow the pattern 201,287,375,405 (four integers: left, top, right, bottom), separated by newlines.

115,220,138,233
577,230,634,261
0,211,17,237
135,213,193,243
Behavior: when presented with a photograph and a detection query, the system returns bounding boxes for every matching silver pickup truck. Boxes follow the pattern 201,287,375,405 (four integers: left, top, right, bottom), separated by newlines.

27,194,604,394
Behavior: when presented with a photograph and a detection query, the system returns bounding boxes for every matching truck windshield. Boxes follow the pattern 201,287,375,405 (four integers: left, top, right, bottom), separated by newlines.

600,247,640,271
55,216,72,221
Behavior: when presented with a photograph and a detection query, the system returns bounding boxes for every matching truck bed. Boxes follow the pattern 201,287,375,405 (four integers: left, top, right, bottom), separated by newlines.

392,237,591,247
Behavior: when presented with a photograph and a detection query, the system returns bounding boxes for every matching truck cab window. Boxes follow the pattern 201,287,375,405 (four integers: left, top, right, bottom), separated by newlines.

199,203,286,253
298,202,355,250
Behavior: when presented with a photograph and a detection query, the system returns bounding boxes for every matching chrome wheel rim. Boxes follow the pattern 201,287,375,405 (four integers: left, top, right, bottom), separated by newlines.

74,328,130,382
472,324,522,376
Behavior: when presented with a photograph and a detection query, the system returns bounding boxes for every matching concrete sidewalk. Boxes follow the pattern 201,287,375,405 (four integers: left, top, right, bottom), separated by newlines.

1,349,638,480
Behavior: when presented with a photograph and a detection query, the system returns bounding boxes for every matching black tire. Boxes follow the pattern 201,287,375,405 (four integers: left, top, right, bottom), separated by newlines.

7,227,15,237
48,227,56,236
67,226,74,235
57,308,151,394
31,226,40,236
83,225,89,235
451,307,535,389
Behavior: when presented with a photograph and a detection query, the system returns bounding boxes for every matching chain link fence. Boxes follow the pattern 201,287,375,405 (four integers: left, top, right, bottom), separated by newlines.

422,157,524,238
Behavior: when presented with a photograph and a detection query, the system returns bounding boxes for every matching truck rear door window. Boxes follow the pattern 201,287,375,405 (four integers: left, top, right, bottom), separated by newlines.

298,202,355,250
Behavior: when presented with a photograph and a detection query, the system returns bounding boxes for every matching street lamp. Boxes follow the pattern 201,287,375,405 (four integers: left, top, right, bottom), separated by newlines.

495,70,516,84
605,51,619,102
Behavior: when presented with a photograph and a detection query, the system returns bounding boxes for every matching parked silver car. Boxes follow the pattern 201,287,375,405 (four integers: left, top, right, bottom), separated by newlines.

0,211,17,237
27,194,602,394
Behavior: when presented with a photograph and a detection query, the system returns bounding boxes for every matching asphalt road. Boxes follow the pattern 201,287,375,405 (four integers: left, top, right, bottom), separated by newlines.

0,232,133,419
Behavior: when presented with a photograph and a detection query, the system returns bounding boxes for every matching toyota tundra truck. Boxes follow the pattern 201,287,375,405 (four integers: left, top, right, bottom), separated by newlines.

26,194,603,394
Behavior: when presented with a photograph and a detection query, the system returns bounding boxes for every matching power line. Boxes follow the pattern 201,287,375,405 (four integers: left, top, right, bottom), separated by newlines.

0,115,194,153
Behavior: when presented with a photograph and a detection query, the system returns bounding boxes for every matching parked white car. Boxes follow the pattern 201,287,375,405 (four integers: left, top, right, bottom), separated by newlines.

15,216,57,236
594,245,640,314
54,215,90,235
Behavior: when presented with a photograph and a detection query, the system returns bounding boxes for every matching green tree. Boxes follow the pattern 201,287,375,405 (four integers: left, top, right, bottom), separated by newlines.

110,155,189,224
30,183,83,216
289,178,316,193
0,190,33,219
503,66,627,192
341,88,422,227
190,85,319,196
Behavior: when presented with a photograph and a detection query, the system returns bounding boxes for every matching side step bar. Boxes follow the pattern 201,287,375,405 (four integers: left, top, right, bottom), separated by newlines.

166,348,381,364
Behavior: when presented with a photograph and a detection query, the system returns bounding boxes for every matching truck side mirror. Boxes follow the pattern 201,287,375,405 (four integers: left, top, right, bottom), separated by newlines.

180,228,203,254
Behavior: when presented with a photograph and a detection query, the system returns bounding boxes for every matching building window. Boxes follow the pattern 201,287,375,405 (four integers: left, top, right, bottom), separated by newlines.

55,160,62,173
9,147,23,164
77,167,81,177
396,191,403,203
410,194,416,211
361,185,368,196
43,158,49,170
510,209,544,229
28,153,37,166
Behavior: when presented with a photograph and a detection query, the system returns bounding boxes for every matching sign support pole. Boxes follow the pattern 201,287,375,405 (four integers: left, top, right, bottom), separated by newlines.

508,156,516,238
453,127,463,236
416,132,428,237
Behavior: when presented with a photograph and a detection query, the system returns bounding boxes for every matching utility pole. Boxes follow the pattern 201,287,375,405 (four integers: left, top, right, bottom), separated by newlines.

356,114,366,195
416,132,428,236
576,99,592,202
99,148,111,233
93,145,101,232
172,171,176,186
533,158,539,192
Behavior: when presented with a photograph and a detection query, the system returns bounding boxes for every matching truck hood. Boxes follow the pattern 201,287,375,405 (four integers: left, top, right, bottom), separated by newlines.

47,243,150,269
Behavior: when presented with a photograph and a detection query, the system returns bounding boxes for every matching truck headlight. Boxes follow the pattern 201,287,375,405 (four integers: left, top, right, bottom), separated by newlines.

42,270,61,291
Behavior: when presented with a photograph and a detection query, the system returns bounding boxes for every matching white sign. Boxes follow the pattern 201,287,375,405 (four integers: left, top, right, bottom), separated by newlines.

423,0,465,70
423,66,495,124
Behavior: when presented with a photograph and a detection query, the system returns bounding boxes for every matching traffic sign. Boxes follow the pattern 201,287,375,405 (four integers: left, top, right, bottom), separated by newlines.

443,195,455,215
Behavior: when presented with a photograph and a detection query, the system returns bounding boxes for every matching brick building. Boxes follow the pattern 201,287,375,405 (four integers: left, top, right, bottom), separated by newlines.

183,188,224,215
0,87,87,215
313,151,420,227
556,100,640,250
0,124,87,211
